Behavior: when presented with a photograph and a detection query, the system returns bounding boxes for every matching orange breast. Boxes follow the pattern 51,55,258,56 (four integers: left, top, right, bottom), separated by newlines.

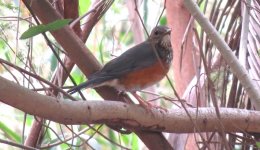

118,61,170,91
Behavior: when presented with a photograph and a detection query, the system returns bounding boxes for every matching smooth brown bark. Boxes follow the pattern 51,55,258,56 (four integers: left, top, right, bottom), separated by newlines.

166,0,196,96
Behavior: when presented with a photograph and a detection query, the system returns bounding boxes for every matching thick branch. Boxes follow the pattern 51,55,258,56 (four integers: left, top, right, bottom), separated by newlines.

1,76,260,133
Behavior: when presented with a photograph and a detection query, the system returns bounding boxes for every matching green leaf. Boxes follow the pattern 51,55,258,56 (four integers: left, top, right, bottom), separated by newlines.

20,25,46,39
45,19,72,31
71,68,85,84
257,142,260,148
79,0,91,16
131,133,139,150
108,130,117,150
121,134,130,146
159,16,167,26
0,121,21,143
20,19,71,39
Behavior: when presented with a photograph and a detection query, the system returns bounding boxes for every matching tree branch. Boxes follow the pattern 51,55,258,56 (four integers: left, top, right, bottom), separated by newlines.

1,76,260,133
183,0,260,109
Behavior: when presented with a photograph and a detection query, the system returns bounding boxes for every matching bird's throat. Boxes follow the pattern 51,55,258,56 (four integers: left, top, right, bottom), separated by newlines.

161,34,172,48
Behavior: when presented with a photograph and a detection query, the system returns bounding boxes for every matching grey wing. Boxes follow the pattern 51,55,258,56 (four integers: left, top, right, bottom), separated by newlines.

94,41,157,78
68,41,156,94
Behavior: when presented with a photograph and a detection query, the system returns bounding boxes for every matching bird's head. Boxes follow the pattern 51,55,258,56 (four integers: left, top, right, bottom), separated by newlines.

149,26,172,48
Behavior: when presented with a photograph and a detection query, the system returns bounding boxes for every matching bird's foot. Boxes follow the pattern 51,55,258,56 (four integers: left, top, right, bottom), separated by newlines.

131,92,167,113
139,100,168,113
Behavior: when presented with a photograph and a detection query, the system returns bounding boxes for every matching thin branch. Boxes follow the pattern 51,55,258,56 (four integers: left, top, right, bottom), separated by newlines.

134,0,149,36
184,0,260,109
239,0,251,68
0,138,37,150
0,58,76,100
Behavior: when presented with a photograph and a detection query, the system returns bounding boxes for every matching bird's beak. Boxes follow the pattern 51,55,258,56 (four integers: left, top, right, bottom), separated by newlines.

166,28,171,34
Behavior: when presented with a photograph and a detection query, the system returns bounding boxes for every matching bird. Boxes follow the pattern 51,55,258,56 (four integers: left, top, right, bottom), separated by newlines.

68,26,173,107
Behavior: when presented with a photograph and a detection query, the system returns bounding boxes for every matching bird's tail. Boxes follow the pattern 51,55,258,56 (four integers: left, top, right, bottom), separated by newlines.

67,81,93,94
68,75,116,94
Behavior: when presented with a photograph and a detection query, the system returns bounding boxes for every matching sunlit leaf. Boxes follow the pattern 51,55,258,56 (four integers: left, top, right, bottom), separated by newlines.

131,133,139,150
108,130,117,149
121,134,130,146
79,0,91,16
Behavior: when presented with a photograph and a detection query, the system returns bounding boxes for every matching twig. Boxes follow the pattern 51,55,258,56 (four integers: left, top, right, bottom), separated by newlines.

184,0,260,110
134,0,149,36
0,138,37,150
0,58,76,100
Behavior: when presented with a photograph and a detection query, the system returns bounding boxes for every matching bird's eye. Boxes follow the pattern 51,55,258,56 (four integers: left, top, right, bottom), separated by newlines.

154,30,159,35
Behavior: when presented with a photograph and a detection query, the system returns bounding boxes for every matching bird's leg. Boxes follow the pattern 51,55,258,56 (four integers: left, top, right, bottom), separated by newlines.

131,92,152,109
131,92,168,113
131,92,168,112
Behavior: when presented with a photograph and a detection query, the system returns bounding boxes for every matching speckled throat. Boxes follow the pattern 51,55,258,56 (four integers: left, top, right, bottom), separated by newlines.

156,36,173,65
